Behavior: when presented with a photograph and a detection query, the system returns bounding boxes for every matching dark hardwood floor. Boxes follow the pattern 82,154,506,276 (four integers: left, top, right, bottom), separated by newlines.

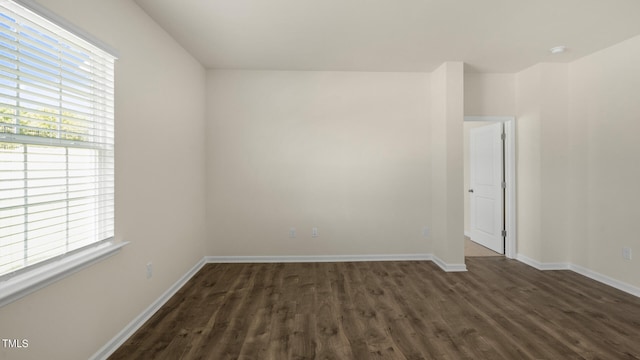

109,258,640,359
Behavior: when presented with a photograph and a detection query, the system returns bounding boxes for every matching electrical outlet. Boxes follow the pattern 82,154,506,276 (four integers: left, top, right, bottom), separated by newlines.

622,247,632,260
289,227,296,238
312,227,319,238
146,262,153,279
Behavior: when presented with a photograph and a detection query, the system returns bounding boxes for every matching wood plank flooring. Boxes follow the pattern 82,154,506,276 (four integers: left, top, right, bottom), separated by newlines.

109,258,640,359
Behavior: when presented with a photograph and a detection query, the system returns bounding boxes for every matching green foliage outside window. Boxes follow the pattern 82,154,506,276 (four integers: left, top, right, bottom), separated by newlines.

0,106,88,150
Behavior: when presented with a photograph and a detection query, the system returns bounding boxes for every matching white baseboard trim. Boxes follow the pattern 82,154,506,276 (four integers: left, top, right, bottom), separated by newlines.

204,254,467,272
515,254,570,271
569,263,640,298
205,254,468,272
464,231,471,238
205,254,638,295
432,255,468,272
516,254,639,298
90,258,207,360
205,254,433,263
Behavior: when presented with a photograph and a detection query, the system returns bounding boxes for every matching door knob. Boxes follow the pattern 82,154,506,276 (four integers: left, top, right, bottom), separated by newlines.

468,189,474,193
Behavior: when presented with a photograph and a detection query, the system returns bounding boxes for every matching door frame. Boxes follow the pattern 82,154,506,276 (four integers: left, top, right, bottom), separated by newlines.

464,116,517,259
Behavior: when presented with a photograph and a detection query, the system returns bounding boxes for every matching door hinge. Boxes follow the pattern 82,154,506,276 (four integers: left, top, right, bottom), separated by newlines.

502,230,507,237
501,133,506,141
502,181,506,189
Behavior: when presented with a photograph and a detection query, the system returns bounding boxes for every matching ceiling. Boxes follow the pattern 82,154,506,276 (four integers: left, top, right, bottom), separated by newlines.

134,0,640,73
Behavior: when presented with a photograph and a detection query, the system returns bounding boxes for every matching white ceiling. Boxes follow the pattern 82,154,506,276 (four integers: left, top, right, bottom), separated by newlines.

134,0,640,73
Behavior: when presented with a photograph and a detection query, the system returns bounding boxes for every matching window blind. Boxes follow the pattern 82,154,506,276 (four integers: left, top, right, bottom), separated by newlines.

0,0,115,279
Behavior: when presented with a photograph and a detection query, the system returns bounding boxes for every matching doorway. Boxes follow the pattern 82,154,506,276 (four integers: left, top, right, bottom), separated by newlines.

464,116,516,259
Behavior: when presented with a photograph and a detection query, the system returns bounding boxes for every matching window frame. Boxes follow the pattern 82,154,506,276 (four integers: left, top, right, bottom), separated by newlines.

0,0,125,307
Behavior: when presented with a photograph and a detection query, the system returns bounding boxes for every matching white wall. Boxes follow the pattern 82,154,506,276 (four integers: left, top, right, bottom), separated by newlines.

567,34,640,288
0,1,207,359
206,70,432,256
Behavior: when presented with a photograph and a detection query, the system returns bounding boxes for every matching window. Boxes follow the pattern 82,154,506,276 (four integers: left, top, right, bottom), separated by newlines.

0,0,115,281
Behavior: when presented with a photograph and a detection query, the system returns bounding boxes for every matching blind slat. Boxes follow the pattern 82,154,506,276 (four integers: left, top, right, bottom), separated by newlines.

0,201,113,225
0,85,115,120
0,35,114,87
0,72,115,110
0,26,115,79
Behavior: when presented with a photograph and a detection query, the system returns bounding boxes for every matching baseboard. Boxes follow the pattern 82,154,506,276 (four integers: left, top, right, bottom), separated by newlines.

464,231,471,238
205,254,433,263
89,258,207,360
432,255,468,272
515,254,570,271
205,254,468,272
569,263,640,298
516,254,639,298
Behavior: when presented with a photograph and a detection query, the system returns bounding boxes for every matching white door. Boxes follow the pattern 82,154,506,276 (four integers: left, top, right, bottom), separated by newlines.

469,122,504,254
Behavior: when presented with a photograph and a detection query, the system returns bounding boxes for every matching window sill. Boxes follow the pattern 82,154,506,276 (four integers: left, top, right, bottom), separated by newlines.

0,241,129,308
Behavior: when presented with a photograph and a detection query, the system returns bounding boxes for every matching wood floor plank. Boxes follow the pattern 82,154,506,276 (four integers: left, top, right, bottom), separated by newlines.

204,263,270,359
350,262,408,359
456,276,563,358
314,263,355,360
480,260,623,357
109,258,640,360
265,263,298,359
362,262,429,360
333,263,371,360
237,264,282,360
287,263,317,360
180,264,251,359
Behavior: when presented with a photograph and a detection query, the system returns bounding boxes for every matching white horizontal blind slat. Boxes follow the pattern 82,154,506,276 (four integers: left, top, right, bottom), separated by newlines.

0,1,115,279
0,25,115,83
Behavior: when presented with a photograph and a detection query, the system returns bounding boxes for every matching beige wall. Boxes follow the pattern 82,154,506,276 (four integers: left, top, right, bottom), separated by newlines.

430,62,465,266
516,34,640,289
567,34,640,287
516,63,569,263
539,63,571,264
0,1,207,359
206,70,432,256
464,73,516,116
515,64,543,260
515,63,570,264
